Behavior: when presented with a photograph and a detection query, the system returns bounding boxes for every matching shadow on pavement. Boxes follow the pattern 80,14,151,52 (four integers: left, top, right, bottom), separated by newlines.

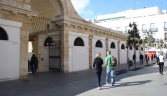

0,63,166,96
101,80,152,90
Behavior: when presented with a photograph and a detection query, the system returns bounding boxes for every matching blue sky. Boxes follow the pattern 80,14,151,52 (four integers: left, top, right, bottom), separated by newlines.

72,0,167,20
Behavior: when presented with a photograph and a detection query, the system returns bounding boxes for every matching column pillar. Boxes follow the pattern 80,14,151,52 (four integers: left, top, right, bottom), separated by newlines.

89,34,93,69
61,25,69,73
105,38,108,56
118,40,120,65
20,23,29,79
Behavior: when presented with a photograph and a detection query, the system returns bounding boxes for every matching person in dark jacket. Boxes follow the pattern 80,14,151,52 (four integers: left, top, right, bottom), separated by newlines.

151,55,153,61
31,54,38,74
154,54,156,60
93,53,103,90
140,53,143,65
133,53,136,64
145,54,148,64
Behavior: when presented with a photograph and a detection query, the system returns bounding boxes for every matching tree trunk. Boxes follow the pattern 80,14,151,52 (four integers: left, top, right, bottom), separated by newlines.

134,43,136,69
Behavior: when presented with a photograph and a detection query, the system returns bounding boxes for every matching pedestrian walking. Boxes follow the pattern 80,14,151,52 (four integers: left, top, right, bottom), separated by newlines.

151,55,153,61
145,54,148,64
140,53,143,65
154,54,156,60
105,51,115,86
93,53,103,90
30,54,38,75
133,53,136,64
158,52,164,75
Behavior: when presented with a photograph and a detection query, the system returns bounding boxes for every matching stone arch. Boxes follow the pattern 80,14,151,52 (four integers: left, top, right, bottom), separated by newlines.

110,42,115,49
74,37,84,46
31,0,63,18
44,37,54,46
0,27,8,40
30,0,83,20
95,40,103,48
121,44,125,49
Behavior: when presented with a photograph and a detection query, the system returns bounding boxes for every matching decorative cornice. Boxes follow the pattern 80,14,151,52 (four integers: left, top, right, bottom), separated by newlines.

0,3,39,17
63,20,128,40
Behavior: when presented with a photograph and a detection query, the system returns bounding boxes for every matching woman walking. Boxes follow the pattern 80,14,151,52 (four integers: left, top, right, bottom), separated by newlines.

93,53,103,90
158,52,164,75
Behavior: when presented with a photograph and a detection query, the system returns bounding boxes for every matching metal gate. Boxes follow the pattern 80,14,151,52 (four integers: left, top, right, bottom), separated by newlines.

30,16,61,72
48,32,61,71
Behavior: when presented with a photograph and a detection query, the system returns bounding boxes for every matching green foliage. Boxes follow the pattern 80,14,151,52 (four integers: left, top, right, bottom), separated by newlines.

126,22,142,48
156,39,167,49
142,32,155,49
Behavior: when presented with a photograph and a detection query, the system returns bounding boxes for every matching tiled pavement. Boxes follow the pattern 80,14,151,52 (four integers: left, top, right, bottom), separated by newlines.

0,60,167,96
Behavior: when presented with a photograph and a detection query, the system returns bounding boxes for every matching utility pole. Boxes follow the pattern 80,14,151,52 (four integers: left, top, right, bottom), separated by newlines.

135,0,139,9
160,1,163,9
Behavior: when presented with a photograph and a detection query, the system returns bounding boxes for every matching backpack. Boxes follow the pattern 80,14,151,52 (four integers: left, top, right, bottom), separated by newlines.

111,56,117,67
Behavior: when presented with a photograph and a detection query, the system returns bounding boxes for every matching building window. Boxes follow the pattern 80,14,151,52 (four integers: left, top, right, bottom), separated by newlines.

74,37,84,46
121,44,125,49
164,22,167,31
164,22,167,28
125,26,129,33
165,33,167,40
0,27,8,40
110,42,115,49
142,24,146,29
95,40,103,48
150,23,155,28
150,23,158,32
44,37,54,46
142,24,147,32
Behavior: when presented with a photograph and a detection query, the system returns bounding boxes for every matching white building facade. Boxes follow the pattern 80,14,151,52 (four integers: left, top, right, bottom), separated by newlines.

0,19,22,81
95,6,167,40
94,6,167,57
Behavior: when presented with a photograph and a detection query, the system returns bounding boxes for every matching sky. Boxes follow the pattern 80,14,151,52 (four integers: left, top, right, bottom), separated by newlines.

71,0,167,20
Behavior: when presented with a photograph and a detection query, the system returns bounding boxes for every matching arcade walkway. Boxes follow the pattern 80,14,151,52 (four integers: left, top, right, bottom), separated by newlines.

0,61,166,96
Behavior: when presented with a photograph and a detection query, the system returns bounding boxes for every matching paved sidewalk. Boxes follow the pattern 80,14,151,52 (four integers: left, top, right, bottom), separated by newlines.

114,60,156,72
0,61,167,96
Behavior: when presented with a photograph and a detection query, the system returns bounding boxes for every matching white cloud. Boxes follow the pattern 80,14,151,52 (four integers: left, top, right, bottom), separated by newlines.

84,10,94,16
71,0,90,14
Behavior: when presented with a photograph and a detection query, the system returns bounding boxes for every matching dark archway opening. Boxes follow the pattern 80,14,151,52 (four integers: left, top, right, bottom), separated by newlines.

74,37,84,46
0,27,8,40
121,44,125,49
110,42,115,49
95,40,103,48
44,37,54,46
